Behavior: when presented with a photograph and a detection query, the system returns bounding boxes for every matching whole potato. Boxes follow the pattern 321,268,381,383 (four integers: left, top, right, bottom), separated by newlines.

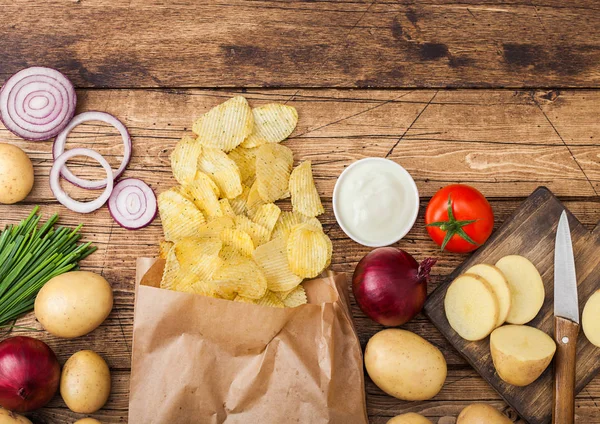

365,329,447,401
60,350,111,414
35,271,113,338
0,407,32,424
457,404,512,424
74,419,101,424
0,143,34,204
387,412,432,424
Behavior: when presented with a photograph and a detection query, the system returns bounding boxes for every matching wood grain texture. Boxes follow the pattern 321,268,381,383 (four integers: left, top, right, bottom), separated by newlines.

553,317,579,424
1,1,600,88
0,89,599,423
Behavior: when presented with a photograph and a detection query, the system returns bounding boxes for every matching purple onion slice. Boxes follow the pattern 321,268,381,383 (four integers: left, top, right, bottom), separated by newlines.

108,178,157,230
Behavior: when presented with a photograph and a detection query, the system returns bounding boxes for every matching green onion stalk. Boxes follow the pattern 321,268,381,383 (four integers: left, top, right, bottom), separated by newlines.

0,207,96,326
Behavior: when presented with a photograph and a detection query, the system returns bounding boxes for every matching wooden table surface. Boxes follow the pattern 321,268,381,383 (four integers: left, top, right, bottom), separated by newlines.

2,1,600,423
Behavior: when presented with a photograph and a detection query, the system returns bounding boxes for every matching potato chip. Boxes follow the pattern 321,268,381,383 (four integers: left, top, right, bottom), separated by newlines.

228,146,257,185
220,245,245,262
159,240,173,259
197,216,235,238
241,104,298,148
287,223,331,278
255,291,285,308
272,211,322,240
160,246,180,290
220,228,254,257
252,203,281,237
253,237,302,292
192,96,254,152
246,181,266,218
187,172,222,218
230,185,250,215
197,146,243,199
233,295,256,304
218,198,236,218
289,161,324,217
174,237,223,281
235,215,270,247
213,256,267,299
175,270,218,297
255,144,293,202
282,285,307,307
170,135,202,186
158,188,206,242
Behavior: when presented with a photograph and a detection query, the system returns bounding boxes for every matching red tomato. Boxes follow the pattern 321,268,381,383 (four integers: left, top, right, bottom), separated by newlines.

425,184,494,253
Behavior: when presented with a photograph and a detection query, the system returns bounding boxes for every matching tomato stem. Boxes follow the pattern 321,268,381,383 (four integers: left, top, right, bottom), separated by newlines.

426,195,480,251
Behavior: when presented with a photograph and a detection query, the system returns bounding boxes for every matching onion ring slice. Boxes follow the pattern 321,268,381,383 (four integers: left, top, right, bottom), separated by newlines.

108,178,157,230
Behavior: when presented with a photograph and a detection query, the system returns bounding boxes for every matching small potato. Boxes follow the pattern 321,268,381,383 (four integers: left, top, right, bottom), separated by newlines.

0,407,32,424
61,350,111,414
35,271,113,338
365,329,447,401
387,412,432,424
0,143,34,204
457,404,512,424
74,419,102,424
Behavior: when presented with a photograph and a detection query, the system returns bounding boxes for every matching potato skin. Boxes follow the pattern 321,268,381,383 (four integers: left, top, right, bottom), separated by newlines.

387,412,432,424
0,407,32,424
35,271,113,339
60,350,111,414
457,404,512,424
365,329,447,401
0,143,34,204
74,419,102,424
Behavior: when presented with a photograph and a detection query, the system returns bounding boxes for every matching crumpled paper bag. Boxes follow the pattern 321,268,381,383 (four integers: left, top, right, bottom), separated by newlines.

129,258,368,424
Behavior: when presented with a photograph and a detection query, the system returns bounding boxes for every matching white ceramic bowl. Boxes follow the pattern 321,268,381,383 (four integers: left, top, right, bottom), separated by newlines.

332,158,420,247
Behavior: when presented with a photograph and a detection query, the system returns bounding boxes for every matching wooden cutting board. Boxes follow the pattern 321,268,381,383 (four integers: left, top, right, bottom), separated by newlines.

423,187,600,424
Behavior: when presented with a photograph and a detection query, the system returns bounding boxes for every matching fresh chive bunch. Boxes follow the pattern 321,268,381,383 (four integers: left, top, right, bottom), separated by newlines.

0,207,96,326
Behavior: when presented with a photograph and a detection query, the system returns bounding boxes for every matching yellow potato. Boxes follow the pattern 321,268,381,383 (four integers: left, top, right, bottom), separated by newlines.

192,96,253,152
74,419,102,424
583,290,600,347
197,146,242,199
0,143,34,204
253,237,302,292
490,324,556,386
289,161,324,217
457,404,512,424
365,329,447,401
242,103,298,148
34,271,113,339
158,188,206,242
255,143,294,202
0,407,32,424
170,135,202,186
387,413,432,424
287,223,331,278
61,350,111,414
465,264,511,327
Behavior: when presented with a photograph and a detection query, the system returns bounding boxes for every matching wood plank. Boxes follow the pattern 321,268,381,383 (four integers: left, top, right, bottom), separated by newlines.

1,2,600,88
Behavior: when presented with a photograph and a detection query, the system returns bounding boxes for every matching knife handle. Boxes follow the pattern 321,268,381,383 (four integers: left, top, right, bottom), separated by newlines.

553,316,579,424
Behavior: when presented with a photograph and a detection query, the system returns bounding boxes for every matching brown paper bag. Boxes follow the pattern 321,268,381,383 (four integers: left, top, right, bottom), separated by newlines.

129,258,368,424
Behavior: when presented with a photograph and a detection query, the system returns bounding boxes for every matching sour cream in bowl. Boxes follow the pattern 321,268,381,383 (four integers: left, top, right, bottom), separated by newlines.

333,158,419,247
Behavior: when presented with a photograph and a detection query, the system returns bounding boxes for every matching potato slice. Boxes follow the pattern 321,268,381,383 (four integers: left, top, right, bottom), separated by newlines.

272,210,322,240
495,255,544,325
187,171,222,218
213,256,267,300
253,237,302,292
227,146,257,185
158,188,206,242
255,143,294,202
444,274,499,341
197,146,243,199
387,413,432,424
289,160,324,217
252,203,281,238
255,291,285,308
287,223,331,279
583,289,600,348
170,135,202,186
465,264,511,327
457,404,512,424
490,324,556,386
242,103,298,148
281,285,307,308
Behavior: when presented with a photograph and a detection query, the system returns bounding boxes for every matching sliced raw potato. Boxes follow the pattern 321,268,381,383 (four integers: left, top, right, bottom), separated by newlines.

252,203,281,238
220,228,254,257
444,274,499,341
495,255,545,325
289,161,324,217
160,246,180,290
213,256,267,300
457,404,512,424
242,103,298,148
187,172,222,218
256,291,285,308
255,143,294,202
583,289,600,348
272,211,322,240
490,324,556,386
170,135,203,186
287,223,331,279
281,284,308,307
197,146,242,199
158,188,206,242
253,237,302,292
158,240,173,259
387,413,432,424
228,146,257,185
192,96,254,152
174,237,223,280
465,264,511,327
235,215,270,247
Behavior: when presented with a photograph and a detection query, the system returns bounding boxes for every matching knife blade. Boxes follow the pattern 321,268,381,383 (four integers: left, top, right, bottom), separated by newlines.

554,211,579,324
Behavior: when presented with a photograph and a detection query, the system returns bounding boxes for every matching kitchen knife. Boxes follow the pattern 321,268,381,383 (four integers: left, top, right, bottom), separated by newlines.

553,210,580,424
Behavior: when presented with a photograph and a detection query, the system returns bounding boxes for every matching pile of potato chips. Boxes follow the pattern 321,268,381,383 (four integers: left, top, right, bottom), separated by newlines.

157,96,332,308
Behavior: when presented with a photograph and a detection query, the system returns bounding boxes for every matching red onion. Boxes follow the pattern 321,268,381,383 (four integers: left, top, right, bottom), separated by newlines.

352,247,436,327
0,336,60,412
53,111,132,189
108,178,157,229
50,147,114,213
0,67,76,141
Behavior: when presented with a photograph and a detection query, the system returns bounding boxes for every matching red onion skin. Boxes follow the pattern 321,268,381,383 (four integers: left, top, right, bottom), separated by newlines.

0,337,60,412
352,247,436,327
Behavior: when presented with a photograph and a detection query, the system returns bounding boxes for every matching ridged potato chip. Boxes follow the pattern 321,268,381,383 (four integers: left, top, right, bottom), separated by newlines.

187,172,222,218
192,96,254,152
287,223,331,278
213,256,267,300
252,203,281,237
175,270,218,297
220,245,245,262
159,240,173,259
272,211,322,240
246,181,266,218
289,161,324,217
197,216,235,238
170,136,202,186
253,237,302,292
230,185,250,215
255,291,285,308
255,144,294,202
228,146,257,185
241,104,298,148
174,237,223,280
282,285,307,308
233,295,256,304
158,188,206,242
220,228,254,257
160,246,180,290
218,198,236,218
198,146,243,199
235,215,270,247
